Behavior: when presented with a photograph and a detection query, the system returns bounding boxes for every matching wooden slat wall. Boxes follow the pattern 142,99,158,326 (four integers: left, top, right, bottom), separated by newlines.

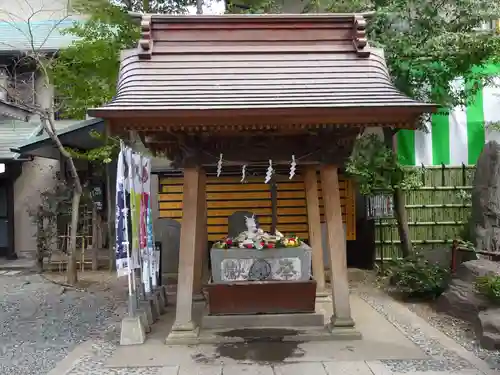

158,173,356,242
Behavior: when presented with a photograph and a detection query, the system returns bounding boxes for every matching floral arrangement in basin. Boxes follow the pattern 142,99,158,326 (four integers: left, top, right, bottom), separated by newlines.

213,215,301,250
213,234,301,250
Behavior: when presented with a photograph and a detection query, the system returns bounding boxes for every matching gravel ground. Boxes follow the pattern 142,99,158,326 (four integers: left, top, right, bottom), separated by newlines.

405,301,500,370
354,288,477,373
0,272,127,375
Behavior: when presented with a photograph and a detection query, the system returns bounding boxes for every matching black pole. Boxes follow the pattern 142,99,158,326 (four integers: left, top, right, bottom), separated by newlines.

379,218,384,274
156,241,162,286
271,179,278,234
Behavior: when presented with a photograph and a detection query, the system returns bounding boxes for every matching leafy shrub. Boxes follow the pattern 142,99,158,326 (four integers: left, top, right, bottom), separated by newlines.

475,274,500,304
387,253,451,300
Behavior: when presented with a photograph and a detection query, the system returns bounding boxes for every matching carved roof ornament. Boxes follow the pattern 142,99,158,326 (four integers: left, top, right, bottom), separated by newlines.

353,14,370,58
138,15,153,60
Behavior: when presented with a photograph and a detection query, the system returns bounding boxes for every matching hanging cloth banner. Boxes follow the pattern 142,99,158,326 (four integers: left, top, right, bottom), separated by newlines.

141,158,158,287
125,147,140,270
397,68,500,166
115,149,129,277
138,154,152,294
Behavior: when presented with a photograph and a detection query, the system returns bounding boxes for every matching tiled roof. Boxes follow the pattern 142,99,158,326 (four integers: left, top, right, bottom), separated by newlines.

0,18,80,52
0,118,76,160
90,14,436,123
0,119,39,160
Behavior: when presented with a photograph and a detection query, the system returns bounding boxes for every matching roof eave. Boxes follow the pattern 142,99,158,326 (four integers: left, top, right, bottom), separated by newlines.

89,103,437,119
148,13,376,22
0,100,33,121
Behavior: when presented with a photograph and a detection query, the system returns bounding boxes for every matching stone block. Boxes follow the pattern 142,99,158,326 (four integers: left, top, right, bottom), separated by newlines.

211,245,312,283
160,284,169,306
156,288,166,314
476,307,500,350
275,363,327,375
120,316,146,346
137,309,151,333
139,301,154,326
472,141,500,253
149,294,161,321
201,312,324,330
436,259,500,323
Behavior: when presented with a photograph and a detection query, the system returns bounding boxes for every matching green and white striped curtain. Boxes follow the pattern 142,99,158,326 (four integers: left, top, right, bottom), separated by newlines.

397,68,500,166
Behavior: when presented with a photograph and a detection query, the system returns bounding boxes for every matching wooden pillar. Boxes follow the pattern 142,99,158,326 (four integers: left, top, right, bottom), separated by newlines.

193,169,207,298
304,166,326,295
170,167,201,334
320,164,354,327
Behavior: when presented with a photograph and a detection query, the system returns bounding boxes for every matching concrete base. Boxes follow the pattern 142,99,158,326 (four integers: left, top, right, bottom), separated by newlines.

201,312,324,330
160,285,169,306
137,309,151,333
192,292,205,302
139,301,154,327
328,324,363,340
316,290,332,302
330,316,356,328
149,295,160,322
165,325,200,345
155,289,166,314
120,316,146,346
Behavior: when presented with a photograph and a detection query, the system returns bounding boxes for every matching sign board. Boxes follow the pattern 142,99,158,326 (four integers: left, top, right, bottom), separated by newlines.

90,184,104,211
366,194,394,219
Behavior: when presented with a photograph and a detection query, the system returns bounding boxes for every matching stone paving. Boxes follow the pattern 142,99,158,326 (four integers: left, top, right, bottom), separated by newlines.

0,272,497,375
52,288,497,375
0,270,23,276
52,338,491,375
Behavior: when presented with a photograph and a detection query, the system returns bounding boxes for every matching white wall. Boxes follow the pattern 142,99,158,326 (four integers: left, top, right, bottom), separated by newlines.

14,157,59,255
13,69,60,256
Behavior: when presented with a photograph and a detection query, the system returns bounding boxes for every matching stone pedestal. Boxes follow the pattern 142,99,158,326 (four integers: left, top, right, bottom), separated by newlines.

120,316,146,346
139,301,154,326
155,289,166,314
211,244,312,283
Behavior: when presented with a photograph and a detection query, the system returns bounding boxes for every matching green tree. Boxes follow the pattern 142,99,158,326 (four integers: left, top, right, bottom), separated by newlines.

229,0,500,257
50,0,197,120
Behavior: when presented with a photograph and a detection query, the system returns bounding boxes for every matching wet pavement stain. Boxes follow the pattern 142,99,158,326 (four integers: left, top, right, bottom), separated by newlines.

214,328,306,363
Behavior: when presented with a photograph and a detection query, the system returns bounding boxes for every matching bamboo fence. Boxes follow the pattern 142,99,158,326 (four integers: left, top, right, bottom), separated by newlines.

375,165,475,259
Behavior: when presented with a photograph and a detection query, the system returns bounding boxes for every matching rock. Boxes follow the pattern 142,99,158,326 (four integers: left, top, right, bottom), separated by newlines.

476,307,500,350
471,141,500,254
420,246,452,269
436,259,500,323
436,279,490,323
455,259,500,283
154,218,181,275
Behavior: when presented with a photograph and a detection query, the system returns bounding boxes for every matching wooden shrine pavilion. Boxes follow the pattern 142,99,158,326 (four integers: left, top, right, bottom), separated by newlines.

89,13,436,342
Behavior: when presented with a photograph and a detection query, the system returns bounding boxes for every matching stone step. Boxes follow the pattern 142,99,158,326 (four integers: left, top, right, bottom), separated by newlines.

165,326,362,345
201,312,324,329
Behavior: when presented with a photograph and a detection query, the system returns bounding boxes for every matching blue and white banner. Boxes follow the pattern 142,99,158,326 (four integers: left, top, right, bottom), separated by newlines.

115,149,129,277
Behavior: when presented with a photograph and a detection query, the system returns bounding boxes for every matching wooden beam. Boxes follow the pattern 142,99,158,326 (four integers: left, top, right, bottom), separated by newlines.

304,166,326,294
320,164,354,327
193,169,207,297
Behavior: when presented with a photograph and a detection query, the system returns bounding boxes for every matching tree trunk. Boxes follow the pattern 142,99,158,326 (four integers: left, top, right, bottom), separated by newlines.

383,128,413,258
42,114,83,284
196,0,203,14
106,164,115,271
393,188,412,257
67,191,81,284
143,0,150,12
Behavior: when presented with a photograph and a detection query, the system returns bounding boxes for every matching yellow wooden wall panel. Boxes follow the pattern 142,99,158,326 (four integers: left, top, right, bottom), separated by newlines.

158,173,356,241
